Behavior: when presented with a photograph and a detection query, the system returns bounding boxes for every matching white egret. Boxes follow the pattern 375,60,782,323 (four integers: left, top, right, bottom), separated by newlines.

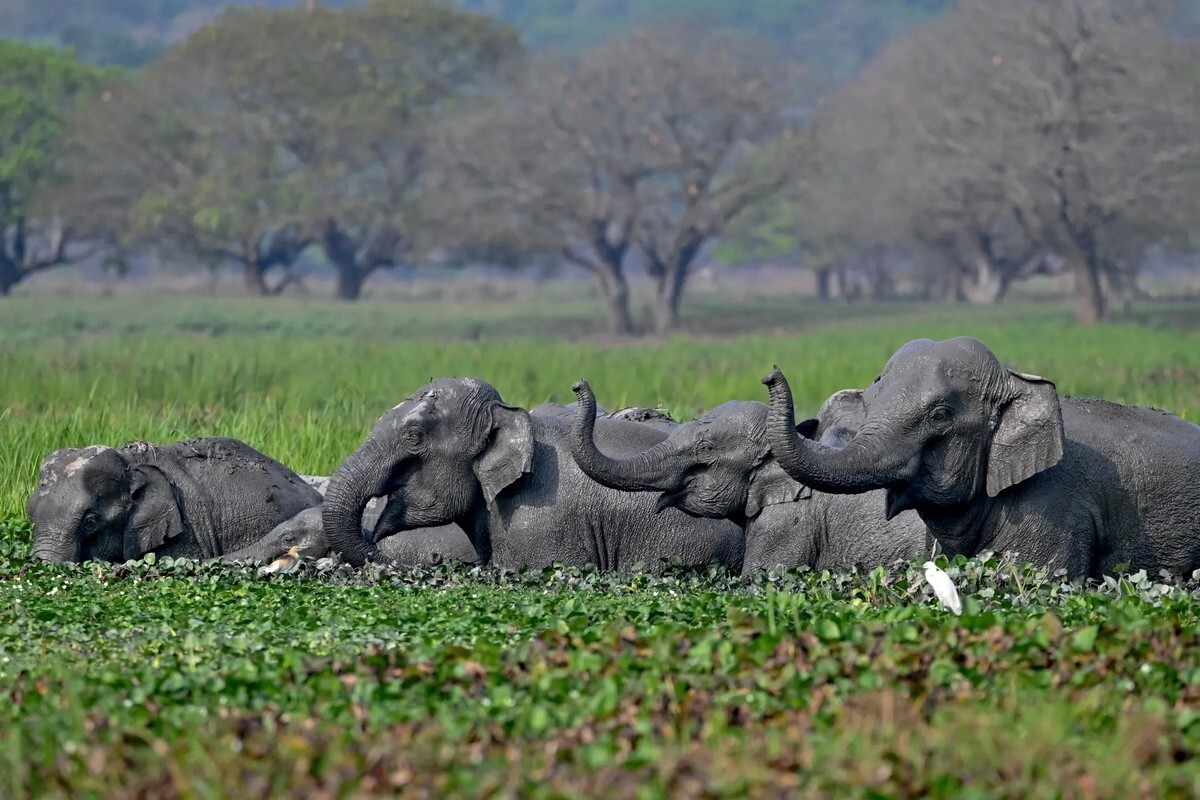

922,560,962,616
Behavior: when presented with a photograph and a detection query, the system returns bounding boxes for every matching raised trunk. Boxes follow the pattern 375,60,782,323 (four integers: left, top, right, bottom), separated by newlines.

321,440,389,566
569,380,686,491
761,368,904,494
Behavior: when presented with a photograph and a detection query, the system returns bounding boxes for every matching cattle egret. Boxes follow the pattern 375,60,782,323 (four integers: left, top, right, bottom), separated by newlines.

261,545,303,575
922,560,962,616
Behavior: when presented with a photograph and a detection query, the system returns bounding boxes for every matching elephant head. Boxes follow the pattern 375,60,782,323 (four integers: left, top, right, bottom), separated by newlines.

322,377,534,566
762,337,1065,519
28,444,184,563
222,507,331,563
569,380,839,522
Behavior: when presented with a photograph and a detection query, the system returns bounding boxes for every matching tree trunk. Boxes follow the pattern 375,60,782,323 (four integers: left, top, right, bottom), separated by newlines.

652,264,688,336
960,250,1008,305
597,268,634,335
335,264,366,301
1067,246,1105,325
244,268,268,296
815,267,833,300
0,262,17,296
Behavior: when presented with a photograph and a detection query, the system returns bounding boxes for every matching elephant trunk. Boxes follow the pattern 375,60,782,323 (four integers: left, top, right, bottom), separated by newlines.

570,380,687,492
31,528,81,563
762,367,906,494
221,538,283,564
322,438,389,567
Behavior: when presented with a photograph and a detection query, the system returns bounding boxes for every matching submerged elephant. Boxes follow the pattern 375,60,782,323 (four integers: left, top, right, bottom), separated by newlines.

569,381,928,575
222,505,477,566
763,336,1200,579
531,401,679,433
225,476,476,566
321,377,744,571
28,438,323,563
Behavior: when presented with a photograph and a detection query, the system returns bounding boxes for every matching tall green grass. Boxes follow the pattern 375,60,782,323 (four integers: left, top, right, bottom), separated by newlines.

6,295,1200,795
5,296,1200,518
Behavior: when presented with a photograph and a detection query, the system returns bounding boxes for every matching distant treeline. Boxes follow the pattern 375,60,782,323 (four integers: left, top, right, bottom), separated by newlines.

1,0,952,72
1,0,1199,332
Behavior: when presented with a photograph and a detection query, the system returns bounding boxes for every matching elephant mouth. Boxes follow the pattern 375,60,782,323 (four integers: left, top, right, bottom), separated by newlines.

371,491,406,542
654,488,689,514
885,486,915,520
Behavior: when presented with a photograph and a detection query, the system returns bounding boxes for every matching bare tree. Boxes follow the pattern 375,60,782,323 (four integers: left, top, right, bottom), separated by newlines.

442,27,799,335
823,0,1200,321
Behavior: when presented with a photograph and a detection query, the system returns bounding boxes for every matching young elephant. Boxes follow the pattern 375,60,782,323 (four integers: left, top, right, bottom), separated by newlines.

569,381,928,575
27,438,323,563
764,336,1200,579
221,506,478,566
321,377,744,571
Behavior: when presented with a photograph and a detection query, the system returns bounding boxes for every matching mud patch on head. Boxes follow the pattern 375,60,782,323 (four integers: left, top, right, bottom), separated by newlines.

119,440,154,458
61,445,114,479
611,406,677,424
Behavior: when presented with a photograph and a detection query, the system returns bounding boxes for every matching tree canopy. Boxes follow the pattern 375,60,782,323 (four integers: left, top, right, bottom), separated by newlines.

0,40,112,293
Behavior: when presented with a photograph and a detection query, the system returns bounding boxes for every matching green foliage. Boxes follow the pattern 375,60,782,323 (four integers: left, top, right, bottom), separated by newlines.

0,40,109,224
58,0,518,277
6,297,1200,793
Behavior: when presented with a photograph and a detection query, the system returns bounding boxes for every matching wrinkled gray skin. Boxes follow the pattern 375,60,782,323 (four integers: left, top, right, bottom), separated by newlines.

27,438,322,563
222,506,478,566
223,477,476,566
763,336,1200,579
569,381,928,575
322,377,744,571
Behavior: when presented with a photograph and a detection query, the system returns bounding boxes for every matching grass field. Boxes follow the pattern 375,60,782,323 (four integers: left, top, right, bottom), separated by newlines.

4,292,1200,797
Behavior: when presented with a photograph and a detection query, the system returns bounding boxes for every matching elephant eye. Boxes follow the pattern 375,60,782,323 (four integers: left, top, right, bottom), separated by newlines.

80,511,101,533
695,440,717,460
929,406,953,426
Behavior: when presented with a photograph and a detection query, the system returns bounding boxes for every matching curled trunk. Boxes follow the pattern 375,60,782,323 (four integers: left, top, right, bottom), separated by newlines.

570,380,687,492
761,368,903,494
321,439,389,566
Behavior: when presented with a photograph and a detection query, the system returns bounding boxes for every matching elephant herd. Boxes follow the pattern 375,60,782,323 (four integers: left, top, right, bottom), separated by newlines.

27,337,1200,581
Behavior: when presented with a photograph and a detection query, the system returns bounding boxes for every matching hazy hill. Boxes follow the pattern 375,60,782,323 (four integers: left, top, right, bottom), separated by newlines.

0,0,947,78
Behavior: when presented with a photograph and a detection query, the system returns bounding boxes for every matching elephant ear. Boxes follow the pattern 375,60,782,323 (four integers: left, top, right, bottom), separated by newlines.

815,389,867,438
746,460,808,519
123,464,185,559
986,371,1065,498
474,404,535,507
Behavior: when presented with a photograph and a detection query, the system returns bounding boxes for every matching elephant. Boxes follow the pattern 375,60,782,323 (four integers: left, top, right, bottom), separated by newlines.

568,380,928,575
321,376,745,572
222,474,476,566
531,401,679,433
762,336,1200,579
27,437,323,563
221,505,478,566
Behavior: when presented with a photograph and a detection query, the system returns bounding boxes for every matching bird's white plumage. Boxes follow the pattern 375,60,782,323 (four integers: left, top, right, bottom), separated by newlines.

922,560,962,616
